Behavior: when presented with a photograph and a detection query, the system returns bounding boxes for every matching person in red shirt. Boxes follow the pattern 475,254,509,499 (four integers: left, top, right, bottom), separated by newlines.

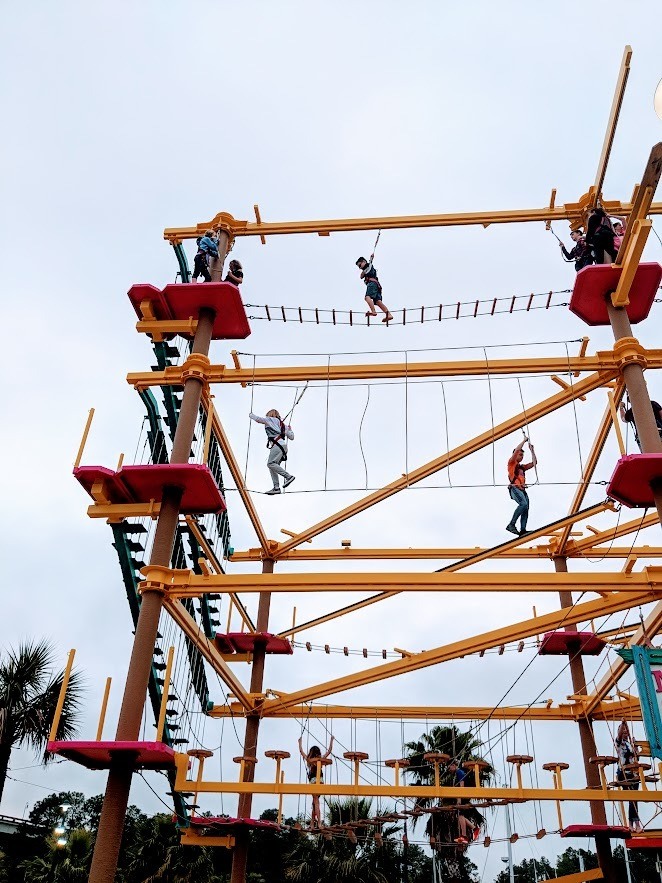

506,437,537,536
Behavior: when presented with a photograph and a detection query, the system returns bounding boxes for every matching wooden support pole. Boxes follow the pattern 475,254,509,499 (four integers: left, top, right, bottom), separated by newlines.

74,409,95,468
96,678,112,742
48,650,75,742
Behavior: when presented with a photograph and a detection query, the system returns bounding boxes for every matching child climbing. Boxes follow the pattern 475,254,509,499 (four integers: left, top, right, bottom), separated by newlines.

615,720,643,833
356,256,393,323
192,230,219,283
559,229,594,272
298,736,334,827
455,813,479,845
249,409,295,495
619,398,662,450
225,259,244,286
506,437,537,536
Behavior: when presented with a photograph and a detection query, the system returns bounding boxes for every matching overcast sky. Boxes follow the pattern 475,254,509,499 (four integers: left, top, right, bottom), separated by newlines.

2,2,662,878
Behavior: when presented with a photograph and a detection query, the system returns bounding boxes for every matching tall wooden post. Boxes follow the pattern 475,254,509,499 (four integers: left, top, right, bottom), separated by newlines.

230,558,274,883
88,232,230,883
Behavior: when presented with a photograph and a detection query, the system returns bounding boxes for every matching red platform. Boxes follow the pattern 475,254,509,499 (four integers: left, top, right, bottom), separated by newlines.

625,834,662,850
539,631,606,656
128,282,251,340
47,740,176,770
189,816,282,831
74,464,226,514
214,632,293,655
568,262,662,326
606,454,662,508
561,824,630,839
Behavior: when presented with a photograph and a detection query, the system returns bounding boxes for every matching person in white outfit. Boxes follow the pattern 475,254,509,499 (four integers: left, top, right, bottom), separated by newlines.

249,409,295,495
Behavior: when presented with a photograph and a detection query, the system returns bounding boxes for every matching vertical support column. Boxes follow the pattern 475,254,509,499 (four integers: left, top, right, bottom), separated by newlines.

554,555,616,883
88,233,230,883
230,558,274,883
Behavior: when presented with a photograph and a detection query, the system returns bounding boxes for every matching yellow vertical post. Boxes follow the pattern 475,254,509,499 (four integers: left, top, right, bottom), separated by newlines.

48,650,76,742
292,607,297,632
116,453,124,470
74,409,95,468
203,397,215,464
96,678,112,741
277,771,284,826
226,597,234,633
156,647,175,742
607,391,626,455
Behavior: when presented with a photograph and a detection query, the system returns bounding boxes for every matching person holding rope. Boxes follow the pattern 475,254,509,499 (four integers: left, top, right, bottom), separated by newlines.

558,229,593,272
615,720,643,833
298,735,334,827
506,436,537,536
249,409,295,494
356,254,393,323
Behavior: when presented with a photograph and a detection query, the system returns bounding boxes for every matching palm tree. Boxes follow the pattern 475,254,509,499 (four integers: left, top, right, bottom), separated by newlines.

0,641,83,803
405,724,493,883
123,812,219,882
21,829,93,883
285,798,401,883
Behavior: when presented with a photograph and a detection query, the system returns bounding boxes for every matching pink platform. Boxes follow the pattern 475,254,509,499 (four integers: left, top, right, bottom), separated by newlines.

128,282,251,340
561,824,630,839
606,454,662,508
568,262,662,326
214,632,293,655
538,631,606,656
47,740,176,770
74,464,226,514
189,816,282,831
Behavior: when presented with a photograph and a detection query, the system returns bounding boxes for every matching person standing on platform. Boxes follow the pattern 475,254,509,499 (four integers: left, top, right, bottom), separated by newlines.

192,230,219,283
249,409,295,494
298,736,334,827
506,437,537,536
224,259,244,286
356,255,393,322
615,720,643,833
559,229,593,272
586,207,617,264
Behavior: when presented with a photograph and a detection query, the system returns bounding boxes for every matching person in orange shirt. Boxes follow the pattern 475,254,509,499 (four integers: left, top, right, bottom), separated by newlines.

506,437,537,536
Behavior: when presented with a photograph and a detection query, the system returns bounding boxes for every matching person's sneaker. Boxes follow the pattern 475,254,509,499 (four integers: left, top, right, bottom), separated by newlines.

505,524,519,535
519,529,531,536
266,488,281,495
283,475,296,489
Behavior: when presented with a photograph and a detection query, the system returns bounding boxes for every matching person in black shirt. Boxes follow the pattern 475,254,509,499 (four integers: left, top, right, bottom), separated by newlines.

586,207,617,265
559,229,593,272
356,255,393,323
619,399,662,450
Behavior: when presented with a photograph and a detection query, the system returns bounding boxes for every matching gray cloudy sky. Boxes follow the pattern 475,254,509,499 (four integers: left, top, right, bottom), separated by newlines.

2,1,662,878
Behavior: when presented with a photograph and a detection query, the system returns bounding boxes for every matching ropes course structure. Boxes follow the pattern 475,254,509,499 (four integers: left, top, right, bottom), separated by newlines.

50,46,662,883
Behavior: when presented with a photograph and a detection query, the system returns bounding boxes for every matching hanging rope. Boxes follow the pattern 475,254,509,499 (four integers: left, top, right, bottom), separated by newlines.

243,356,257,484
372,229,382,255
516,377,539,484
440,381,453,487
324,357,331,490
284,381,309,422
484,348,496,485
404,350,409,482
564,341,584,475
358,384,371,489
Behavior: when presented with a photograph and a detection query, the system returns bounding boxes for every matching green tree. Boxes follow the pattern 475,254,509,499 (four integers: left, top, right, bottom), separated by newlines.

555,846,598,875
494,855,555,883
123,812,219,882
21,828,92,883
27,792,87,832
0,641,83,803
284,798,401,883
405,725,492,883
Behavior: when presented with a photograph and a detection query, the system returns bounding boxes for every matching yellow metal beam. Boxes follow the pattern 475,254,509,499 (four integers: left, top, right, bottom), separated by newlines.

568,512,660,555
275,502,612,639
258,589,659,711
230,544,662,563
161,198,662,243
208,698,641,722
614,142,662,261
270,373,614,558
556,381,625,553
592,45,632,202
162,598,253,711
152,565,662,597
125,349,662,389
200,390,271,555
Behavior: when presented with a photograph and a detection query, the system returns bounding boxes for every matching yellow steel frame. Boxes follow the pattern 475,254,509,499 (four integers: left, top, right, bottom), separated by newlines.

82,48,662,831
